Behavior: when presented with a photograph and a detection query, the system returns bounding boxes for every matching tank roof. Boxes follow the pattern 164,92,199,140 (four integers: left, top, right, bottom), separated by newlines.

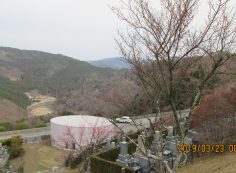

50,115,112,127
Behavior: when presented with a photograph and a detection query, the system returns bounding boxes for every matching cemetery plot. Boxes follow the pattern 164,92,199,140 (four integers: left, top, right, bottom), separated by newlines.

91,125,196,173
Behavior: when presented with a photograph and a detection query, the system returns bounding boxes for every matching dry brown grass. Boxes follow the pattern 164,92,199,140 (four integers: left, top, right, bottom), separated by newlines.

178,153,236,173
30,107,54,116
10,144,66,172
27,95,56,117
35,95,56,101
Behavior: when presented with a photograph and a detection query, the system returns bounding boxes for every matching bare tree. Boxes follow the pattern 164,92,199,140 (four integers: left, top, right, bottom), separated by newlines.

111,0,236,172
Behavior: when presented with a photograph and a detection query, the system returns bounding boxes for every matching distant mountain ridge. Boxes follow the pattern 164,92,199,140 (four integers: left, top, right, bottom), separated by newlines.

0,47,116,90
88,57,131,69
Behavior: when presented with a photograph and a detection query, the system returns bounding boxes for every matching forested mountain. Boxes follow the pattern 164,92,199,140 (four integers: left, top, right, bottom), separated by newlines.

0,47,129,121
0,47,118,96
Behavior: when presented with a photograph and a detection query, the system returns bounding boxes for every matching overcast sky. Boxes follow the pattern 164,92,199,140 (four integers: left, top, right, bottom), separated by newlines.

0,0,124,60
0,0,234,61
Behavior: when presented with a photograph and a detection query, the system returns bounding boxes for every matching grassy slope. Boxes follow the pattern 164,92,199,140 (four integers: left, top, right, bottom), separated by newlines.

10,144,66,172
178,153,236,173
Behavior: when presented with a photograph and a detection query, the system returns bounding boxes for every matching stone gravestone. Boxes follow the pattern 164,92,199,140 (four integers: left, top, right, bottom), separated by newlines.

150,131,161,155
184,137,193,145
116,138,131,164
166,126,176,144
111,142,116,148
106,139,111,148
138,135,145,149
165,126,178,157
117,136,121,145
163,150,174,168
163,126,180,168
167,126,173,137
121,141,128,155
133,135,146,159
139,156,150,173
166,140,178,156
154,131,160,143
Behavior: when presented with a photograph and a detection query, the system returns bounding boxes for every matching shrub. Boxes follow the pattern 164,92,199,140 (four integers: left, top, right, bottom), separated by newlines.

64,152,84,169
0,126,5,132
10,136,23,146
1,136,24,159
60,111,75,116
1,138,12,146
90,143,136,173
8,147,24,159
98,147,120,161
0,122,13,132
15,122,30,130
127,132,140,141
32,120,46,128
162,129,168,139
90,155,133,173
145,135,154,148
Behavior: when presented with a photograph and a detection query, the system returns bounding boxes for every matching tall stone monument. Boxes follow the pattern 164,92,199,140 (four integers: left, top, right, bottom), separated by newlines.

116,138,131,164
133,135,147,159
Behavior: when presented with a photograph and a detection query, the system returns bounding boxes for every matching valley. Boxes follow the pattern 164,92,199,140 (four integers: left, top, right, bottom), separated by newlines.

0,47,133,122
0,46,235,173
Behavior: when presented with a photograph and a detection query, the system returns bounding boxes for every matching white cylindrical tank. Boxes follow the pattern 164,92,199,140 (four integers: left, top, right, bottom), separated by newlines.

50,115,117,150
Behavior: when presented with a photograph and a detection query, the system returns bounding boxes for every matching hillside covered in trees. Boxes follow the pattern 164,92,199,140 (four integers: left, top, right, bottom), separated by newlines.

0,46,236,123
0,47,126,121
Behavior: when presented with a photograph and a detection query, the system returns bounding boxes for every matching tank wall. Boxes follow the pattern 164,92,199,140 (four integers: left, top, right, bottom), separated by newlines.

50,122,117,150
50,122,67,148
